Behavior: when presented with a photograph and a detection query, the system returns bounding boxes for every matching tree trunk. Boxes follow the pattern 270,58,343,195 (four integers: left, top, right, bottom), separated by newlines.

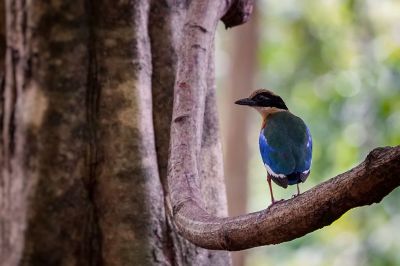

2,0,398,265
0,0,236,265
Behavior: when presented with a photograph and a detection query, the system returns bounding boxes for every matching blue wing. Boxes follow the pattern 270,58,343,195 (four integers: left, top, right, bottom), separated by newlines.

259,131,295,176
297,126,312,173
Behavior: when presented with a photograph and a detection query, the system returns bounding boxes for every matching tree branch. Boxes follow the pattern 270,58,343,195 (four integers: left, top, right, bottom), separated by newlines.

168,0,400,251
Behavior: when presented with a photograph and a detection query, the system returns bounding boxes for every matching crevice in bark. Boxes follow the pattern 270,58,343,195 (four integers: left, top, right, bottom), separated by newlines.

0,75,4,160
149,1,232,265
12,1,94,264
83,0,102,264
0,0,5,163
1,0,252,264
7,49,17,160
148,1,193,265
86,1,170,265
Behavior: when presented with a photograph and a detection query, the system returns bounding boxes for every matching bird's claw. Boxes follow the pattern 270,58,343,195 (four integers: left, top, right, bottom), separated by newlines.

267,199,285,209
292,192,301,198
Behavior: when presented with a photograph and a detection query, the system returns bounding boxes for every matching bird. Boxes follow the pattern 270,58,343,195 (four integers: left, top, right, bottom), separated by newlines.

235,89,312,205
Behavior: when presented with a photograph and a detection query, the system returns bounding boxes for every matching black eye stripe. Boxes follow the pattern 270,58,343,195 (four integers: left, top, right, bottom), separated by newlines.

250,93,288,110
253,94,272,101
254,94,278,101
258,95,270,101
259,92,273,98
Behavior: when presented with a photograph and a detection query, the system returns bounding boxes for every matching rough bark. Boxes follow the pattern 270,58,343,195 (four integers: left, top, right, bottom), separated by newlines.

2,1,91,265
149,1,185,265
4,0,395,263
90,1,168,265
168,0,400,252
0,0,250,265
149,1,230,265
0,0,4,163
1,1,168,265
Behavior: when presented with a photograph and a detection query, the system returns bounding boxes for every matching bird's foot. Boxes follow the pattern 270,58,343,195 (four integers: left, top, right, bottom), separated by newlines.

267,199,285,209
292,194,300,198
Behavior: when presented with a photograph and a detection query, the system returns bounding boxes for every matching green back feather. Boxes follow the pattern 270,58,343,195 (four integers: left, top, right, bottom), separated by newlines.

263,111,309,174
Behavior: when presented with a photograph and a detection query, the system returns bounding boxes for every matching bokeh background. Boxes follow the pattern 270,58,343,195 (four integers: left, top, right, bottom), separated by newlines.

216,0,400,265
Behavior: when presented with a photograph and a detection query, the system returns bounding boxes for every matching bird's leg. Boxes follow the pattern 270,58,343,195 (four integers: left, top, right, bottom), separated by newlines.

292,183,301,198
267,174,275,204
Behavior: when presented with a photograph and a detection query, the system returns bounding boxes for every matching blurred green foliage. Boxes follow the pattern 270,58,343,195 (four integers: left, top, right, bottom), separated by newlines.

218,0,400,265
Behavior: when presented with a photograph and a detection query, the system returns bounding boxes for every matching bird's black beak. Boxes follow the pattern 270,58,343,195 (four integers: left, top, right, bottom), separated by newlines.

235,98,257,106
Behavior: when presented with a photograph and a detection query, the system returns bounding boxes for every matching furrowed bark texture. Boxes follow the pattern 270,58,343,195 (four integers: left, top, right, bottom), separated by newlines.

149,1,230,265
0,0,171,265
0,0,250,265
148,1,184,265
90,1,168,265
168,0,400,253
2,1,92,265
4,0,397,263
0,0,4,164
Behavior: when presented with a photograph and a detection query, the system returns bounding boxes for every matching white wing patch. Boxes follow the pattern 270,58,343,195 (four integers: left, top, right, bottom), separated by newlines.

302,169,310,174
265,164,286,178
307,129,312,148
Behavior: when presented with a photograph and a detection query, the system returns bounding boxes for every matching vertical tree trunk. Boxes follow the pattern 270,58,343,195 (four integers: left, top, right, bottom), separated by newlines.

0,0,232,265
2,1,92,265
149,1,230,265
1,0,398,264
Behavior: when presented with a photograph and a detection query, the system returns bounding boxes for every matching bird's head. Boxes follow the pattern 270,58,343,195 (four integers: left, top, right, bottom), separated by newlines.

235,89,288,116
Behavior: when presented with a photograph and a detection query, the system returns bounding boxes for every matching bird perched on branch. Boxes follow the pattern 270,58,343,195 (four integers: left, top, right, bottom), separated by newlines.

235,89,312,205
